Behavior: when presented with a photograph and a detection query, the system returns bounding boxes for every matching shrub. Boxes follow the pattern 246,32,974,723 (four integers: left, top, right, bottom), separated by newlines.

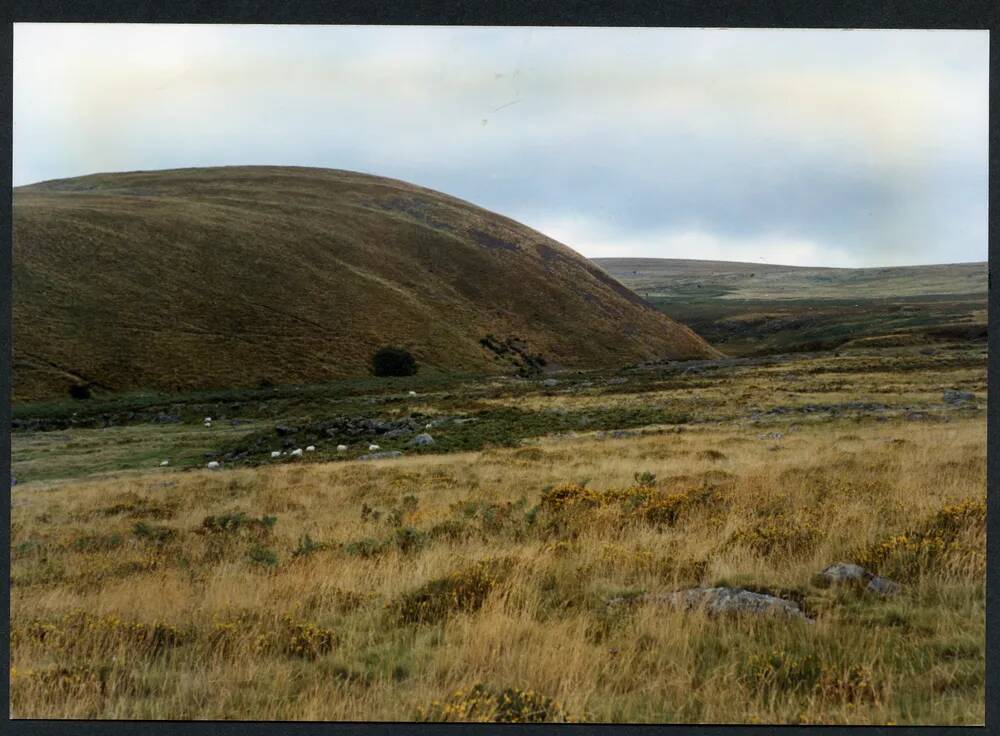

415,683,570,722
132,521,177,545
371,345,418,377
393,557,513,625
248,544,278,567
68,383,92,400
855,499,986,581
291,534,328,558
727,513,821,558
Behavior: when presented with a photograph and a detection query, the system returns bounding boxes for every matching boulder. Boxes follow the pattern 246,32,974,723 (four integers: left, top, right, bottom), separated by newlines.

359,450,404,461
815,562,900,596
608,586,810,621
409,433,435,447
540,378,559,387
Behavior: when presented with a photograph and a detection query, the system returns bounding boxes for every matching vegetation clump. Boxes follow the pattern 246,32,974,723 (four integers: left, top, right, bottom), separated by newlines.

392,557,513,625
855,499,985,581
371,346,418,377
416,683,570,722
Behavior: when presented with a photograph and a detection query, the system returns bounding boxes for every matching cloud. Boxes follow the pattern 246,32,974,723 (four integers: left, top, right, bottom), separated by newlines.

13,24,988,267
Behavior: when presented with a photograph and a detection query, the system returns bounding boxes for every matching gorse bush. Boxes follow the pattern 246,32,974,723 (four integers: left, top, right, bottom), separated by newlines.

415,683,570,722
371,346,418,377
393,557,513,625
726,513,822,559
855,499,986,581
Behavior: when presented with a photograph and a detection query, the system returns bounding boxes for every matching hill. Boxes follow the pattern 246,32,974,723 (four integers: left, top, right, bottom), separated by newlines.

12,167,717,401
594,258,987,356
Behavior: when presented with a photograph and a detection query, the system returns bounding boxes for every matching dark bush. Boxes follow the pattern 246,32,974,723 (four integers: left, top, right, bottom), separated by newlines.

371,346,418,377
68,383,92,400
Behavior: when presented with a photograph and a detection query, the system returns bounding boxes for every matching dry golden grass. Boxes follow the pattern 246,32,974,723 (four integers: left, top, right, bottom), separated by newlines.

10,413,985,723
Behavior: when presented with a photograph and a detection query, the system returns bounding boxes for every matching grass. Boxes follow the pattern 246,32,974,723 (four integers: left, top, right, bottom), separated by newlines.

9,341,986,723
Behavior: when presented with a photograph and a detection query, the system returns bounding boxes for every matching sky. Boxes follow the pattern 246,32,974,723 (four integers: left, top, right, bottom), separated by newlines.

13,24,989,267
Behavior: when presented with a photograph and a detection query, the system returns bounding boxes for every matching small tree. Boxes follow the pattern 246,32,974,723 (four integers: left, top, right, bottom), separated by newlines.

371,346,418,377
68,383,92,400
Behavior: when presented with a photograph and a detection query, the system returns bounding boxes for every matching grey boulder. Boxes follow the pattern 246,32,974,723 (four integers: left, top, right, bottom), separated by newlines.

608,586,811,622
816,562,900,596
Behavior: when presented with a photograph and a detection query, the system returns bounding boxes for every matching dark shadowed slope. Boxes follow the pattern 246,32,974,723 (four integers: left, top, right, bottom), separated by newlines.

13,167,717,400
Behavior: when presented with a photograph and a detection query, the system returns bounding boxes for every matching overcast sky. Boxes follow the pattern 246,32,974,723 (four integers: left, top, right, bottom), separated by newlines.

13,24,989,267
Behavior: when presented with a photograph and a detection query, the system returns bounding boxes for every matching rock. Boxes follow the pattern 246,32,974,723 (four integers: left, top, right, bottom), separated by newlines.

409,433,435,447
919,347,937,355
609,430,636,439
816,562,900,596
606,377,629,385
943,390,975,405
759,432,783,440
151,413,180,424
540,378,559,387
383,426,415,439
275,425,298,436
608,587,810,622
359,450,403,461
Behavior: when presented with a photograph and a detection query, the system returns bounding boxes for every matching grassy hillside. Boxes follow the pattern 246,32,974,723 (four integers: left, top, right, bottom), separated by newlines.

12,167,716,401
594,258,987,356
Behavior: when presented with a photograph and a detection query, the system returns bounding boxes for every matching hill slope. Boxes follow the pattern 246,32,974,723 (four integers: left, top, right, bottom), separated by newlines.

13,167,716,401
595,258,987,356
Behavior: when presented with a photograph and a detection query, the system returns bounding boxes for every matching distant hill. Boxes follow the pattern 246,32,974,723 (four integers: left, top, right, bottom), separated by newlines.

12,167,717,401
594,258,987,356
593,258,987,301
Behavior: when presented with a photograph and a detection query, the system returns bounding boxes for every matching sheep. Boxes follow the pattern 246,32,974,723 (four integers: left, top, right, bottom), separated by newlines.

290,448,303,457
207,461,220,470
368,444,380,451
305,445,316,452
204,417,212,423
408,390,417,396
271,451,281,458
337,444,348,452
159,460,170,467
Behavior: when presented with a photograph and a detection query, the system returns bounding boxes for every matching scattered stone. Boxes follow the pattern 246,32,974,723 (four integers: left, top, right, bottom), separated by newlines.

608,587,811,622
815,563,900,596
409,433,435,447
275,425,298,437
609,429,636,439
540,378,559,388
151,414,180,424
606,377,629,385
943,389,975,406
359,450,403,461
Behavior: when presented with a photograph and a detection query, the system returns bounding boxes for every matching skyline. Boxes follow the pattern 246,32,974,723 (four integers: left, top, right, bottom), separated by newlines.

13,24,989,268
